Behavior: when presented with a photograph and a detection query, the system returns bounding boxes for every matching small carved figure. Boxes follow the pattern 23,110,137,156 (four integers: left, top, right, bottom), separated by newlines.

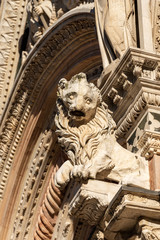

54,73,149,189
27,0,52,50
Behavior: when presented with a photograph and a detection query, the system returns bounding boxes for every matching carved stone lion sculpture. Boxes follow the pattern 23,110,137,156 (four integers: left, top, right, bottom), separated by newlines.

54,73,149,189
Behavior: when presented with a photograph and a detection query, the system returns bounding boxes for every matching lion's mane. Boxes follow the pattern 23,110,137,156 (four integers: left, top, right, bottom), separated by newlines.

55,100,116,166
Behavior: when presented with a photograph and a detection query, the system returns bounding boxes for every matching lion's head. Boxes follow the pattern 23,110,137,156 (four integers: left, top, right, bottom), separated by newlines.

57,72,102,124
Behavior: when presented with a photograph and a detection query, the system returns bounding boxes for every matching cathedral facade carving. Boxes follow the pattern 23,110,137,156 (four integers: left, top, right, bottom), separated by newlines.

0,1,160,240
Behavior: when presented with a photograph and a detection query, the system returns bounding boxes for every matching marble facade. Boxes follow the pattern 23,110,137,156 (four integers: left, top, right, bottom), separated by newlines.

0,0,160,239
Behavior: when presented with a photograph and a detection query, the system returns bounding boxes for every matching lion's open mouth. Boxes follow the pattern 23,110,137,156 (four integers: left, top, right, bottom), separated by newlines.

70,110,85,117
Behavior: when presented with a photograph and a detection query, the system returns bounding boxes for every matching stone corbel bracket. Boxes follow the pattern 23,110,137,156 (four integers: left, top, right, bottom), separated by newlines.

137,131,160,159
103,186,160,240
68,180,120,226
100,48,160,142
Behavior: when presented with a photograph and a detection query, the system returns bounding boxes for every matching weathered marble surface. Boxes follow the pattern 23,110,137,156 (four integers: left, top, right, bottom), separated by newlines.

52,181,160,240
54,72,149,190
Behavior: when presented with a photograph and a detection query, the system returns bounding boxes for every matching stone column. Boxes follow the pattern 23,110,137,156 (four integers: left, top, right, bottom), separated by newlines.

137,0,153,52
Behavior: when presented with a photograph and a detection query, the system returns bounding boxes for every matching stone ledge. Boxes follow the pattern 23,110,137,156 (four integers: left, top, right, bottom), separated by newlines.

104,186,160,240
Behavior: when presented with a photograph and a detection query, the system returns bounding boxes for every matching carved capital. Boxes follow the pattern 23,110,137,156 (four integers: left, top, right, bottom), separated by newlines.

138,219,160,240
138,132,160,159
69,180,120,226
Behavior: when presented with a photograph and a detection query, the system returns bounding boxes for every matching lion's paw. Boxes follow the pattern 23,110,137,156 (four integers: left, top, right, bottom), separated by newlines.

71,165,90,180
54,160,73,189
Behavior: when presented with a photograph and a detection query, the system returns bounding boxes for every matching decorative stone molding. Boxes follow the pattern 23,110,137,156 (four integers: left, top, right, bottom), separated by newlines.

116,92,147,138
10,129,56,240
69,180,120,226
116,86,160,143
0,0,28,116
51,183,160,240
51,180,121,240
101,48,159,97
126,111,160,158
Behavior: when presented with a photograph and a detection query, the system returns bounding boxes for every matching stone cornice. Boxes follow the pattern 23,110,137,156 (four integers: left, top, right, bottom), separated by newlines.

100,47,160,96
103,186,160,239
